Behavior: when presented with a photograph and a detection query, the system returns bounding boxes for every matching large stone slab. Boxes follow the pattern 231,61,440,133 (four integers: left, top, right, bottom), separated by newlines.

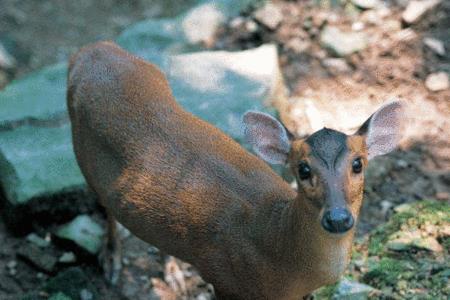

0,123,84,205
0,63,68,127
117,0,263,67
168,44,284,144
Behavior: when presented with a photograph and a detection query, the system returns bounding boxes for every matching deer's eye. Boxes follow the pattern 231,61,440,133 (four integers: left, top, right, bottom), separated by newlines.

298,162,311,180
352,157,363,174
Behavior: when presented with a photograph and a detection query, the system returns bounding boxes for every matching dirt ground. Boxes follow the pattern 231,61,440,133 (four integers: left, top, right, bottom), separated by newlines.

0,0,449,299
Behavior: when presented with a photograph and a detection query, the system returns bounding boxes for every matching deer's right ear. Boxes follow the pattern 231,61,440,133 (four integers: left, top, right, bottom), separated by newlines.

243,111,291,165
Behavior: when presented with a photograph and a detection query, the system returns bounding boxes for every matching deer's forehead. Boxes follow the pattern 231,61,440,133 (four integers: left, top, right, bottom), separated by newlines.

291,128,365,167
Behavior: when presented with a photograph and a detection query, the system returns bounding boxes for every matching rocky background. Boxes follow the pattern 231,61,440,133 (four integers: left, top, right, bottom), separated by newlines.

0,0,449,299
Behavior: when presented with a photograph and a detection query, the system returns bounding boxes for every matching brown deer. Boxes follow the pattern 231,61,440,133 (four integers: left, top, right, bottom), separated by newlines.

67,41,403,299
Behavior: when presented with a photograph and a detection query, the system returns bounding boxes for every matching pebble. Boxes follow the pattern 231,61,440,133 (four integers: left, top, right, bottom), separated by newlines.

435,192,449,201
245,20,258,33
253,2,283,30
402,0,442,24
286,38,310,53
425,72,449,92
423,37,446,56
322,58,351,74
59,252,77,263
352,0,381,10
0,42,16,69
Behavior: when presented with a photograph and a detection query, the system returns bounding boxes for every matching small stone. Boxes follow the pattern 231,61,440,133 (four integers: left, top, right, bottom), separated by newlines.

424,37,445,56
351,0,381,10
0,42,16,69
230,17,245,29
55,215,105,255
48,292,72,300
36,272,45,279
17,243,58,272
320,26,368,57
425,72,449,92
253,2,283,30
402,0,442,24
322,58,351,74
387,230,443,252
7,260,17,269
394,203,412,213
26,233,50,248
333,278,375,299
59,252,77,263
352,22,365,31
80,289,94,300
182,3,226,45
245,20,258,33
286,38,310,53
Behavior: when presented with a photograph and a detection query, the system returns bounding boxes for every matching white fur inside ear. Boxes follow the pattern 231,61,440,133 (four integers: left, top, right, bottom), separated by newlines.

243,111,290,165
366,101,403,160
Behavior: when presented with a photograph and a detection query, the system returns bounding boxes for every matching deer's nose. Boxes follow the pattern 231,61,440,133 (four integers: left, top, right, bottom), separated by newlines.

321,208,354,234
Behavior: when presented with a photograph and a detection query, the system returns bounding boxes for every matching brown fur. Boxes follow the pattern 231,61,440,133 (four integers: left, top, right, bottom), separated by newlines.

67,41,367,299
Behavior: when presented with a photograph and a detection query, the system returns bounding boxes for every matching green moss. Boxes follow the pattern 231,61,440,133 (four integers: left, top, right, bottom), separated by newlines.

368,200,450,256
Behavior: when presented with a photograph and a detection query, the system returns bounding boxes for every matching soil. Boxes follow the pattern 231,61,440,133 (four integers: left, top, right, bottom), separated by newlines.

0,0,449,299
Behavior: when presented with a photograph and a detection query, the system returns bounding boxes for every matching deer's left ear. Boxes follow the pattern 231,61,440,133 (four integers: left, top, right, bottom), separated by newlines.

355,101,404,160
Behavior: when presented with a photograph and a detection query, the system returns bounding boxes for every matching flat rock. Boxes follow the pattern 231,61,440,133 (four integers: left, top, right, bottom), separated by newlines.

386,229,443,252
0,123,84,205
117,0,260,67
0,63,67,127
333,278,375,300
425,72,449,92
16,243,58,273
167,44,284,144
402,0,442,24
55,215,105,255
320,26,368,57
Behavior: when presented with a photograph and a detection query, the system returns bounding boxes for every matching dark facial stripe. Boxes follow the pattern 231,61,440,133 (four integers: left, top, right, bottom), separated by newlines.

305,128,348,170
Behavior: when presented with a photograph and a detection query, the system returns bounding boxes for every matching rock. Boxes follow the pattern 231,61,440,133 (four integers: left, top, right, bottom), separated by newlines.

351,0,381,10
402,0,442,24
332,278,375,300
167,44,284,144
44,267,98,300
286,38,310,53
0,63,67,126
386,229,443,252
320,26,368,57
117,0,261,67
425,72,449,92
0,123,84,205
59,252,77,264
424,37,446,56
0,42,16,69
16,243,58,273
26,233,50,248
55,215,105,255
253,2,283,30
322,58,351,75
48,292,72,300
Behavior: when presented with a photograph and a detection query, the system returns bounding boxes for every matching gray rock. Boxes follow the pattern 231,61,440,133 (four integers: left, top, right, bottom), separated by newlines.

59,252,77,264
424,37,446,56
386,229,443,252
17,243,58,273
0,123,84,205
333,278,375,300
48,292,72,300
117,0,262,66
425,72,449,92
26,233,50,248
320,26,368,57
253,2,283,30
0,63,67,127
167,44,283,144
55,215,105,255
402,0,442,24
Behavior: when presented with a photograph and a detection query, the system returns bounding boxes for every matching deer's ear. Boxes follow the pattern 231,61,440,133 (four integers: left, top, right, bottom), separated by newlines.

356,101,404,160
243,111,291,165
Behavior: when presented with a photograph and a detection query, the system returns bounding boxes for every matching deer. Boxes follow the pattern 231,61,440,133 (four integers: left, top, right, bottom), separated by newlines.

67,41,404,299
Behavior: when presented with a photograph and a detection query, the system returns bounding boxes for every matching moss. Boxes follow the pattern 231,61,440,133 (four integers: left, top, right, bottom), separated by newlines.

368,200,450,256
